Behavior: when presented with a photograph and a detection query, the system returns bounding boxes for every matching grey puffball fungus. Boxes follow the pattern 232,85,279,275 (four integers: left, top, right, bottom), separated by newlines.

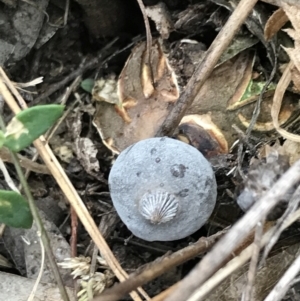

108,137,217,241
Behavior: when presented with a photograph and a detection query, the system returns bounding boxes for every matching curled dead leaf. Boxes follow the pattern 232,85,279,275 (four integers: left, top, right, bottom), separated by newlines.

177,114,228,158
264,8,288,41
238,91,298,132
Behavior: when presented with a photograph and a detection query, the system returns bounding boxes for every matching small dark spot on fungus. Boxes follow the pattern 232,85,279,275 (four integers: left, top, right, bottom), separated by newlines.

171,164,187,178
204,178,212,189
155,157,161,163
136,171,141,177
151,148,157,155
177,189,189,197
160,137,166,141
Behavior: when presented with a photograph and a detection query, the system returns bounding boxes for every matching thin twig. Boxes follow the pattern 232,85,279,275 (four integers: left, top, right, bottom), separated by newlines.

136,0,152,79
155,0,259,137
243,220,264,301
0,147,50,174
63,0,70,26
164,159,300,301
70,205,78,257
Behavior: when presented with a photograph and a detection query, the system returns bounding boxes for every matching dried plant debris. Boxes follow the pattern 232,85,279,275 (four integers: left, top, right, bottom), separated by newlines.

93,40,179,153
281,3,300,92
216,0,276,65
184,51,255,147
237,91,298,132
259,140,300,167
206,241,300,301
59,256,114,300
74,137,99,174
264,8,289,41
237,150,294,220
0,0,49,65
51,136,74,163
177,114,228,158
270,3,300,142
66,105,101,177
174,3,207,32
145,2,174,39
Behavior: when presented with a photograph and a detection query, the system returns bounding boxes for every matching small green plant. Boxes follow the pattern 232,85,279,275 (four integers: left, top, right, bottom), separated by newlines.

80,78,95,94
0,104,64,228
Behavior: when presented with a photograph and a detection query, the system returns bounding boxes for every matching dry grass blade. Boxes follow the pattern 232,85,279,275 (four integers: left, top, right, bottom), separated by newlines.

0,67,148,301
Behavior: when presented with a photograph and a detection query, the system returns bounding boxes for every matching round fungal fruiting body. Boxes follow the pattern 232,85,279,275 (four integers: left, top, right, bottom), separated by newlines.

108,137,217,241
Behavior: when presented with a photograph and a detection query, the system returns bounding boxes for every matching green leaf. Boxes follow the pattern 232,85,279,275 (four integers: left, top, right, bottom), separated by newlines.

4,104,64,152
0,190,32,228
240,80,276,102
81,78,95,93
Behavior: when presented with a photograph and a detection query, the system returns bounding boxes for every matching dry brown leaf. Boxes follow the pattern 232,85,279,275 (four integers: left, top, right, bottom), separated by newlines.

270,62,299,141
178,114,228,157
279,140,300,164
145,3,173,39
238,91,296,131
264,8,288,41
281,3,300,90
93,41,179,153
271,3,300,141
290,65,300,91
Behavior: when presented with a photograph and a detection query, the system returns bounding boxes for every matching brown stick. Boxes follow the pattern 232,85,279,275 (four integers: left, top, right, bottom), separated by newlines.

0,148,50,174
163,159,300,301
151,284,180,301
155,0,259,137
94,229,227,301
